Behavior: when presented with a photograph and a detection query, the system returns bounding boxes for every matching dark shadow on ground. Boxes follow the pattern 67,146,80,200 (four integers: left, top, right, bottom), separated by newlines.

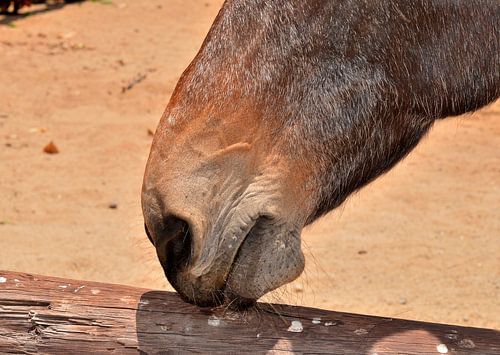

0,1,82,27
135,290,499,354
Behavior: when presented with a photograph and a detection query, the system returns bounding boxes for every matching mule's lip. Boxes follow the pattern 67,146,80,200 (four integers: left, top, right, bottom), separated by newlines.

188,214,263,279
162,215,268,307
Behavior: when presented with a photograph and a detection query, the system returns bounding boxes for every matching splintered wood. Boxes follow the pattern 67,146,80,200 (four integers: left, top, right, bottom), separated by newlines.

0,271,499,354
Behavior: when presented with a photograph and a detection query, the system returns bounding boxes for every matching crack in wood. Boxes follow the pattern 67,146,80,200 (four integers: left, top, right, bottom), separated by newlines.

0,299,51,308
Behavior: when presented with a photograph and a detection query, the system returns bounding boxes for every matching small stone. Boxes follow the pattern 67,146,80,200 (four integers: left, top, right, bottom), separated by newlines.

436,343,448,353
324,321,337,327
43,141,59,154
312,317,321,324
0,277,7,283
287,320,303,333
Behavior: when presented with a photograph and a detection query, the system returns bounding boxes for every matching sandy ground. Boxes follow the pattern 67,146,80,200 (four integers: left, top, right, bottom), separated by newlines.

0,0,498,329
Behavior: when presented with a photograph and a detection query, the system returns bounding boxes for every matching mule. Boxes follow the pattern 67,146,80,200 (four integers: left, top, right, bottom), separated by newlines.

142,0,499,307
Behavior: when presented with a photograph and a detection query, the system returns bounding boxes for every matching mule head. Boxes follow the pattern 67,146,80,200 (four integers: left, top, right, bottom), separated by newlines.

141,0,455,307
142,86,318,306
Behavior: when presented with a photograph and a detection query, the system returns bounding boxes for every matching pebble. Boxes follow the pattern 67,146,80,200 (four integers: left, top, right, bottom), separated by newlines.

43,141,59,154
287,320,303,333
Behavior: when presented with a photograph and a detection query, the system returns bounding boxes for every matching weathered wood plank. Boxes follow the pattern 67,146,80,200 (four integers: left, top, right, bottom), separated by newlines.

0,270,498,354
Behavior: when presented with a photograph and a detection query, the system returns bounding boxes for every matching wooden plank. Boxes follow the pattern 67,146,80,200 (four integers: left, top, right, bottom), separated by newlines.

0,270,498,354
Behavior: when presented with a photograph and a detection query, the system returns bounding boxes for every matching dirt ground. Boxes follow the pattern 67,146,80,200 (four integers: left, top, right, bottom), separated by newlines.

0,0,498,329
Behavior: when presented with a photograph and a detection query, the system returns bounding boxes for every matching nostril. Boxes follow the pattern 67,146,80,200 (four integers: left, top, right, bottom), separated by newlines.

160,215,190,244
145,214,189,246
158,215,193,287
154,214,192,266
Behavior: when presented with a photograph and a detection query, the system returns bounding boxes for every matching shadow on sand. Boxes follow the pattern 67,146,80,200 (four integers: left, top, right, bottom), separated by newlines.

0,1,83,27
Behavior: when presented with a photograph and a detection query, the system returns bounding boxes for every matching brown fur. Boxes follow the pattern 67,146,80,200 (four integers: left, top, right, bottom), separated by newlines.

143,0,499,307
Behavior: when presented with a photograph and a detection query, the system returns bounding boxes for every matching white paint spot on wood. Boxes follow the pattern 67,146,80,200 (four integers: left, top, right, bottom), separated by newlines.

58,285,68,289
91,289,101,295
324,321,336,326
14,279,20,282
256,333,261,338
0,277,6,283
312,317,321,324
74,285,85,293
167,115,176,126
287,320,303,333
436,343,449,353
208,315,221,327
354,328,368,335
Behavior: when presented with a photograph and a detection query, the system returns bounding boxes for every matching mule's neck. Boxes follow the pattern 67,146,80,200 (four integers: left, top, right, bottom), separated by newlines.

394,0,500,120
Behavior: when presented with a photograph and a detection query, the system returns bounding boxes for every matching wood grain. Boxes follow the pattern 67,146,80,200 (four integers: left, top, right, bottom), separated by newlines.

0,270,498,354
